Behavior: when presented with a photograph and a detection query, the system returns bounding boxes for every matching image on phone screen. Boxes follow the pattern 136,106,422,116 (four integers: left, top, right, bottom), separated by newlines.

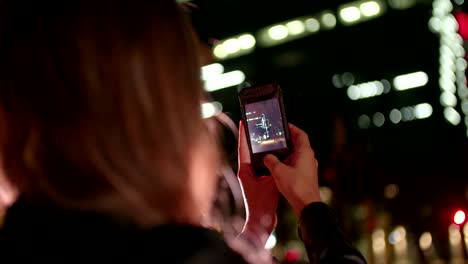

244,98,287,153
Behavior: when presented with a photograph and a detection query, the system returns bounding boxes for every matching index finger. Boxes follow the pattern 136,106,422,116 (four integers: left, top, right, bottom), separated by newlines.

288,123,312,153
238,121,251,164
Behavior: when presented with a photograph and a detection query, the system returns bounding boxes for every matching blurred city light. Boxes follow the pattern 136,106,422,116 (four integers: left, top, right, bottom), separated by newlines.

340,6,361,24
342,72,356,86
389,226,406,245
389,109,402,124
432,0,467,134
353,204,369,220
343,71,429,101
201,63,224,81
320,12,337,29
384,184,399,199
347,80,385,100
373,112,385,127
333,72,357,88
305,18,320,32
215,0,387,53
413,103,433,119
388,0,417,10
449,224,464,262
204,70,246,92
268,25,289,40
393,71,429,91
440,91,458,107
319,186,333,204
360,1,381,17
358,114,371,129
238,34,256,50
444,107,461,125
201,101,223,119
258,14,328,47
286,20,306,35
454,210,466,225
449,224,462,246
213,45,228,60
464,222,468,237
338,0,385,26
285,249,301,263
358,103,433,129
213,33,256,60
372,229,386,255
462,100,468,114
419,232,432,251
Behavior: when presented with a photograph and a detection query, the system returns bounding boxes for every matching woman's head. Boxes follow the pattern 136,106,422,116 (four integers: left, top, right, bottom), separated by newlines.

0,0,219,225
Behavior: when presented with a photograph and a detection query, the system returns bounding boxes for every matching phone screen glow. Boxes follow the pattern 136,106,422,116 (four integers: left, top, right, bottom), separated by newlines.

245,98,287,154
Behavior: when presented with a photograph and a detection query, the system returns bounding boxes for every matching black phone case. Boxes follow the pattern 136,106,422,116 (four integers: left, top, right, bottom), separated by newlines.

238,83,292,176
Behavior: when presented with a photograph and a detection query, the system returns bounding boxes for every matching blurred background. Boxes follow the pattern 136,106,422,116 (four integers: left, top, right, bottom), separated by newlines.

194,0,468,263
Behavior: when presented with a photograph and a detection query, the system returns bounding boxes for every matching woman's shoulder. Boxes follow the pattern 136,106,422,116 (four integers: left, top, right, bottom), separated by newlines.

0,199,249,263
142,224,250,263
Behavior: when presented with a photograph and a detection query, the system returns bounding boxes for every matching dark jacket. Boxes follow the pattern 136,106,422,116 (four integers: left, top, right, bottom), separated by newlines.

0,198,366,264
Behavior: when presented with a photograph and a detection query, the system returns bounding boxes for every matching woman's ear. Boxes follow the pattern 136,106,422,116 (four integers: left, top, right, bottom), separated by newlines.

0,169,17,208
0,107,18,208
187,129,220,224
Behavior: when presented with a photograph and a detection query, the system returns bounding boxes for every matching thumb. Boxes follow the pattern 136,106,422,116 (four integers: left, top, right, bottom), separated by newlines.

263,154,291,179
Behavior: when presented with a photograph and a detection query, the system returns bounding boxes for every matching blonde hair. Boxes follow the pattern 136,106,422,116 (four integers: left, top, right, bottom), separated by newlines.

0,0,208,226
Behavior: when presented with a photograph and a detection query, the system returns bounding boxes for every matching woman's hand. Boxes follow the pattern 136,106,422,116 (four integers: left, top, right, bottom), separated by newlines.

263,124,321,217
237,121,279,247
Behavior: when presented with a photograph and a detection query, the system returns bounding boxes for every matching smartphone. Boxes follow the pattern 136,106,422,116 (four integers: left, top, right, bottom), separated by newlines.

238,83,292,175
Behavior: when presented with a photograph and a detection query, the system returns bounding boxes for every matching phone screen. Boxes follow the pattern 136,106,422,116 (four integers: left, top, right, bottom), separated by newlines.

244,98,287,154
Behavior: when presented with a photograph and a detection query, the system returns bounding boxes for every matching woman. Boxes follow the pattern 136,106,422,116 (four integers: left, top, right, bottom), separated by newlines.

0,0,366,263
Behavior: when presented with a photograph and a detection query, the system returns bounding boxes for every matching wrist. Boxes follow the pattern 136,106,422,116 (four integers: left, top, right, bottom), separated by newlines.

291,193,321,217
241,215,276,247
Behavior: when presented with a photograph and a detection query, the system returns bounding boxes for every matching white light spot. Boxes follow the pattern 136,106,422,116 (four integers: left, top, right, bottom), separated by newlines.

204,70,246,92
286,20,305,35
393,71,429,91
201,101,223,119
401,107,414,121
413,103,433,119
268,25,288,40
389,226,406,245
372,229,386,254
462,100,468,114
449,224,461,246
340,6,361,23
342,72,355,86
373,112,385,127
305,18,320,32
444,107,461,125
347,85,360,100
332,74,344,88
358,115,371,129
201,63,224,81
382,79,392,93
237,34,256,50
456,58,467,71
440,91,458,107
419,232,432,251
390,109,402,124
319,186,333,204
321,12,337,29
360,1,381,17
213,45,228,59
223,38,240,54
